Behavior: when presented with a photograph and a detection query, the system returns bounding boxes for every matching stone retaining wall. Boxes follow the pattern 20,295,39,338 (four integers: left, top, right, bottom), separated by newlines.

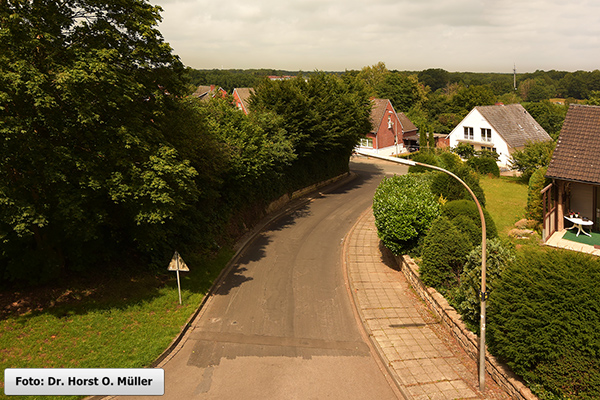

266,172,350,215
395,254,538,400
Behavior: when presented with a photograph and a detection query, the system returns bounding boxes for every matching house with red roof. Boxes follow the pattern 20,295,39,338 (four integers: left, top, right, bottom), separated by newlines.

357,99,417,156
232,88,254,115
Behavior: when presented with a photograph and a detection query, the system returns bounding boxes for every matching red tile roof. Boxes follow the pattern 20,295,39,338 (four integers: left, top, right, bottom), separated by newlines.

546,104,600,184
370,99,417,134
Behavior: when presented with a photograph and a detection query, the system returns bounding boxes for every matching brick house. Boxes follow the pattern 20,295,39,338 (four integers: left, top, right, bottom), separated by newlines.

447,103,552,167
357,98,417,156
544,105,600,241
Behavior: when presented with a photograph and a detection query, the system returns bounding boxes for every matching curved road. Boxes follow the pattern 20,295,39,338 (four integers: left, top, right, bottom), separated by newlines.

124,158,409,399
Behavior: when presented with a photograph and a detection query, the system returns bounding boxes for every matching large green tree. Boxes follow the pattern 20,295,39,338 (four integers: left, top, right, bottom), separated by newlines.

0,0,191,280
249,73,372,184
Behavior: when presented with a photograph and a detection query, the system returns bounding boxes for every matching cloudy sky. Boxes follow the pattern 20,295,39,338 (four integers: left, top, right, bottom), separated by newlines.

153,0,600,73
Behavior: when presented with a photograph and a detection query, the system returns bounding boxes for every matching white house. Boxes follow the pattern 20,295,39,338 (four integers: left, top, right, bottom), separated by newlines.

447,103,552,167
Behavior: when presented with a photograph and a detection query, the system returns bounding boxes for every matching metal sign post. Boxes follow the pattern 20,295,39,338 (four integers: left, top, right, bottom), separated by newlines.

168,251,189,305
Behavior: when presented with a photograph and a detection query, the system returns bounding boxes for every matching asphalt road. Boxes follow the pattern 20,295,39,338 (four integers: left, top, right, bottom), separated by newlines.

121,157,410,400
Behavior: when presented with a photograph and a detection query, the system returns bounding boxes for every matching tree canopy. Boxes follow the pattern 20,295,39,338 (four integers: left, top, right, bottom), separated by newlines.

0,0,191,279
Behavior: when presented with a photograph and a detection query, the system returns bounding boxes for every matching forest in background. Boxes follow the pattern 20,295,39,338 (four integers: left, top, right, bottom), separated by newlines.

186,64,600,139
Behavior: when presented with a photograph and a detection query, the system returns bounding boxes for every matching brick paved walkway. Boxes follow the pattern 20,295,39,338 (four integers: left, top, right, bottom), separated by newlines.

344,209,511,400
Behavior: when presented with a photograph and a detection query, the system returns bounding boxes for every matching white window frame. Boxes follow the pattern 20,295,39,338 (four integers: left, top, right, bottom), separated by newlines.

360,138,374,148
481,128,492,142
464,126,474,140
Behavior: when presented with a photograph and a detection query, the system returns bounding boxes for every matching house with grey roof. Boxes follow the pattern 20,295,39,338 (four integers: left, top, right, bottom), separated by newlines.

357,98,417,156
447,103,552,167
544,105,600,243
191,85,227,101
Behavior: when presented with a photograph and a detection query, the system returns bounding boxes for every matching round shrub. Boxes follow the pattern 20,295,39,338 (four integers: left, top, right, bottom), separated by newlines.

430,164,486,207
407,151,439,174
488,248,600,400
526,166,550,223
467,156,500,177
373,173,440,255
453,238,515,332
451,215,481,247
441,199,497,240
437,151,463,171
420,216,472,291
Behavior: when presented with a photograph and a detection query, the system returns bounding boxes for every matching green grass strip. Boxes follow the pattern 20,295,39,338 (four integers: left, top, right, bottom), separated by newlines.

0,248,234,400
479,175,528,235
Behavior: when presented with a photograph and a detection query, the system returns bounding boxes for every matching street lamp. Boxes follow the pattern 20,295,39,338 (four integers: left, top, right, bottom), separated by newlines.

355,149,488,391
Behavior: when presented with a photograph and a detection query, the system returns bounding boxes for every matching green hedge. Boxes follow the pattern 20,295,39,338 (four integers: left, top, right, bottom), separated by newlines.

526,166,550,223
430,165,486,207
467,156,500,177
373,173,440,255
420,216,472,290
488,248,600,399
441,200,498,242
453,238,515,332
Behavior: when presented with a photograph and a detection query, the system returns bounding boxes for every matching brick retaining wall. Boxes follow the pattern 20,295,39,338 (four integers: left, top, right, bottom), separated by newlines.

394,253,538,400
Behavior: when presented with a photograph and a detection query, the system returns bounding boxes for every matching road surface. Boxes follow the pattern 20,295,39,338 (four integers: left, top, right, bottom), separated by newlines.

121,158,409,400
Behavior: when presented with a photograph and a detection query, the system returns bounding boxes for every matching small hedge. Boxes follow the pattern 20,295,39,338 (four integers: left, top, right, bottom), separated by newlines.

488,248,600,399
467,156,500,177
452,238,515,332
420,216,472,291
430,165,486,207
373,173,440,255
441,200,498,241
526,166,550,223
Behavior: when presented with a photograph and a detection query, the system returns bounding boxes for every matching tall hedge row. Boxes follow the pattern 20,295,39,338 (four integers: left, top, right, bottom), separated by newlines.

488,248,600,399
1,70,371,284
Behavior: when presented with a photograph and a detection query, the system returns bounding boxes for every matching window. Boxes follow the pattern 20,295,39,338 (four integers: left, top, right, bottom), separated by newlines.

481,128,492,142
360,138,373,148
464,126,474,140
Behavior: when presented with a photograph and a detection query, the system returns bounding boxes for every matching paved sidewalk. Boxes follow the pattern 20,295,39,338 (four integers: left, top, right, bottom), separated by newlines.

345,209,511,400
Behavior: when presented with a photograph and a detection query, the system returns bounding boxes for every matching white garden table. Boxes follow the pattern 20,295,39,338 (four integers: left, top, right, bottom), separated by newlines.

564,216,594,237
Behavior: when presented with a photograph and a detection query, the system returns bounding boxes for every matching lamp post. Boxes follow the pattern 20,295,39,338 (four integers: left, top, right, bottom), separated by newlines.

355,149,488,391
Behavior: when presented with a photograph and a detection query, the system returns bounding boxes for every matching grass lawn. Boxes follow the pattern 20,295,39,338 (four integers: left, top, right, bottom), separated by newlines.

0,248,234,400
480,175,529,235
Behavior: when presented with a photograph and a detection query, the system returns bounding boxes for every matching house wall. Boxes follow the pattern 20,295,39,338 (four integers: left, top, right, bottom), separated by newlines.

569,182,594,221
361,101,405,156
375,103,402,150
448,109,512,166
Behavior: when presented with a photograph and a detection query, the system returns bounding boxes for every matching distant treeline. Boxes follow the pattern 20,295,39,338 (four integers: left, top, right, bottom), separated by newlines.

185,67,600,101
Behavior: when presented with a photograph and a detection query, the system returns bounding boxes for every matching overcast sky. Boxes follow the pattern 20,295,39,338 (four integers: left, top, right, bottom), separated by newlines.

153,0,600,73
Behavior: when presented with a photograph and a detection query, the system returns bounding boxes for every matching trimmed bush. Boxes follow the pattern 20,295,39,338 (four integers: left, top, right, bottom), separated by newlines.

420,216,472,290
526,166,550,223
407,151,439,174
467,156,500,177
430,164,486,207
441,200,498,240
438,151,463,171
373,173,440,255
453,238,515,332
488,248,600,399
451,215,481,247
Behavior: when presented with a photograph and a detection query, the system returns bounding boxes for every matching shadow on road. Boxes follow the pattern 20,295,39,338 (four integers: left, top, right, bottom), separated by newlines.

212,158,398,299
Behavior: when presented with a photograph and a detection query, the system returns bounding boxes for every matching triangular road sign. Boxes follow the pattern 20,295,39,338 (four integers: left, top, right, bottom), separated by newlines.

168,251,189,272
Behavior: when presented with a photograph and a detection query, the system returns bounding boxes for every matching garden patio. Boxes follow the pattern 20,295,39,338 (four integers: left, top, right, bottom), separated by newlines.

545,229,600,256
